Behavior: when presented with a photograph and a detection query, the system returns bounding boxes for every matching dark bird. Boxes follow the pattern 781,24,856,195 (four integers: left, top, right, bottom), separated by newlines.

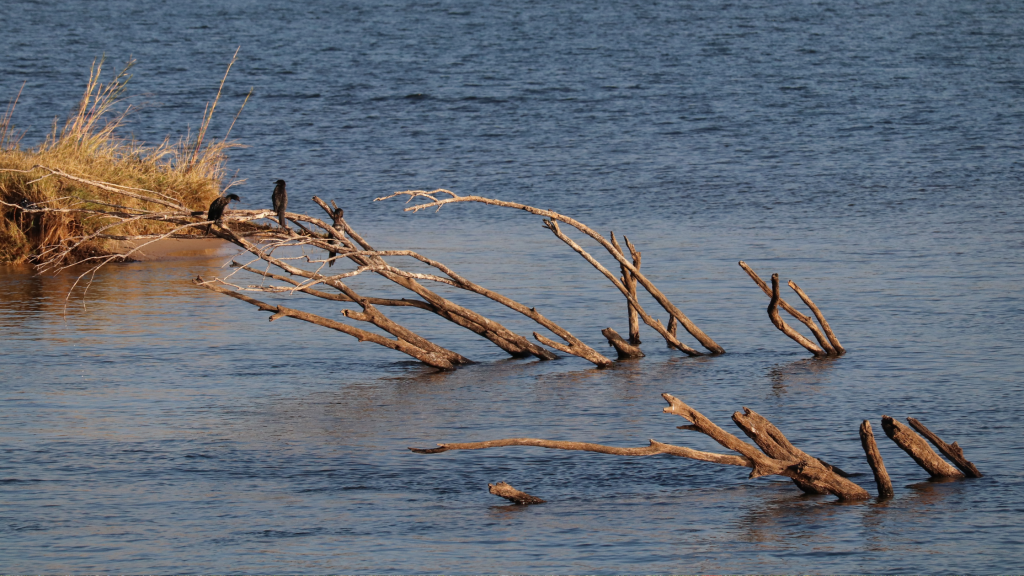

272,179,288,229
328,206,344,267
206,193,240,234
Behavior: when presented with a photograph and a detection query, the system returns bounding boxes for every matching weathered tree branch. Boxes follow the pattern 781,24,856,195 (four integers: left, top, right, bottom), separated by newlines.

739,261,840,355
610,232,642,345
378,190,724,354
860,420,894,498
488,482,546,505
907,417,982,478
768,274,827,356
193,277,457,369
412,394,870,501
543,218,702,356
881,416,964,478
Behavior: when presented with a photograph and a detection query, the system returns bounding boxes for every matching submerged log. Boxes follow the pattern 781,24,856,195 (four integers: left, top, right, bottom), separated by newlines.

412,394,870,501
859,420,894,498
488,482,546,505
881,416,964,478
907,417,982,478
602,327,645,359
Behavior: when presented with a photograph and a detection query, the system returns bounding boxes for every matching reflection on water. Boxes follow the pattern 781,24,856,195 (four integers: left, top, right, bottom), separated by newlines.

767,356,839,397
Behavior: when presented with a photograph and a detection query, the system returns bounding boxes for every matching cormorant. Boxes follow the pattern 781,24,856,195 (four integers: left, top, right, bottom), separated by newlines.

328,206,344,267
206,193,240,233
272,179,288,229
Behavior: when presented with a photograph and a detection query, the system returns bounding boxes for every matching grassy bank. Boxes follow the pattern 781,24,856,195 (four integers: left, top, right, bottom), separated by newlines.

0,58,244,263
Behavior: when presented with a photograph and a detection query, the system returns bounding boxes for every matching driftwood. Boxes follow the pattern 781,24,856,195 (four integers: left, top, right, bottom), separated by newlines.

412,394,870,501
739,261,844,357
859,420,894,498
907,417,982,478
610,232,642,345
488,482,545,505
378,190,724,355
15,168,650,369
881,416,964,478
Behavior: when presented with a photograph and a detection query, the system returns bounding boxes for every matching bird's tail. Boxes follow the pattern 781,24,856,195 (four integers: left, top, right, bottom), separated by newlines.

278,207,288,229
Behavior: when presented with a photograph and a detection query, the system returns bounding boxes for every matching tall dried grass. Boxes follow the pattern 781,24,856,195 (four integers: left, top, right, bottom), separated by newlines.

0,54,249,263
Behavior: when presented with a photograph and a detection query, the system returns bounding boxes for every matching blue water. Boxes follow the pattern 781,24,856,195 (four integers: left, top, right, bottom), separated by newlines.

2,0,1024,573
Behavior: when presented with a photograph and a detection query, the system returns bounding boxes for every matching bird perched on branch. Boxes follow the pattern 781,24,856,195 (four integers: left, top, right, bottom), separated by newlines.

205,193,241,234
272,179,288,230
328,205,344,267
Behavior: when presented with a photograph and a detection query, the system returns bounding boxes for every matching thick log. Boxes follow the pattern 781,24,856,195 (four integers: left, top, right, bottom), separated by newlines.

663,394,869,500
907,417,982,478
733,407,849,476
739,261,837,355
488,482,546,505
768,274,827,356
881,416,964,478
859,420,894,498
602,328,645,359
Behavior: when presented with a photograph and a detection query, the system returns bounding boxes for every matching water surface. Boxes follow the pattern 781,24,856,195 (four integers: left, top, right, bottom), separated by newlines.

2,0,1023,573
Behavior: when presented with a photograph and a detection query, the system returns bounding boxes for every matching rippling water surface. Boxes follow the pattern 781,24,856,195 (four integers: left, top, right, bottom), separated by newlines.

2,0,1024,573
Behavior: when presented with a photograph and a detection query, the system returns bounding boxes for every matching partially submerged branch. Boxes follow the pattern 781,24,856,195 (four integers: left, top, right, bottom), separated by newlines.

881,416,964,478
378,190,724,354
412,394,870,501
488,482,545,505
740,261,844,357
907,417,982,478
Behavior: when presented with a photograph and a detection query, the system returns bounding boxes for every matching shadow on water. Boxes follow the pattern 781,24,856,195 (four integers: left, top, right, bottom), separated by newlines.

767,356,839,397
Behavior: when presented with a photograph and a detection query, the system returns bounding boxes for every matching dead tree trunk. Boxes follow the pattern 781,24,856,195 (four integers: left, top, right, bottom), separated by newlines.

907,417,982,478
881,416,964,478
412,394,870,501
859,420,894,498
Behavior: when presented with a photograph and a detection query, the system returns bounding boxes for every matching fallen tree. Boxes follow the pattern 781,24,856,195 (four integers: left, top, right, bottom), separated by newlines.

412,394,982,502
8,172,734,369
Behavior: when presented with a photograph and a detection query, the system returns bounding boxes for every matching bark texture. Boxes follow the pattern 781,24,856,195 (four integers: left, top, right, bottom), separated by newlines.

488,482,546,505
907,417,982,478
859,420,894,498
881,416,964,478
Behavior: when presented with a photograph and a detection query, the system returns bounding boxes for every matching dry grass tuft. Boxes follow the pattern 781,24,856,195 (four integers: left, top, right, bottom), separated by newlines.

0,54,249,263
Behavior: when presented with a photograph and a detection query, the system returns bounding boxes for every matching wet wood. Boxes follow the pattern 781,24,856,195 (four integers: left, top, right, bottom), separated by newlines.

859,420,893,498
663,394,869,500
732,406,850,484
542,218,702,356
739,261,838,355
601,327,645,359
881,416,964,478
194,277,456,370
768,274,827,356
488,482,546,505
411,395,870,500
788,279,845,355
907,417,982,478
611,232,642,345
310,197,557,361
380,191,724,354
